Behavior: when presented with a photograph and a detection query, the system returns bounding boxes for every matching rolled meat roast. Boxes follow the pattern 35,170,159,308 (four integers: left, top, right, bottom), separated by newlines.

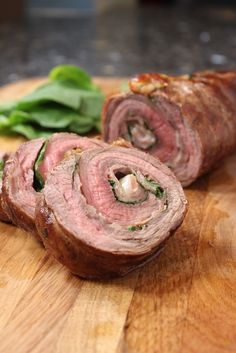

2,133,105,237
35,145,187,279
103,71,236,186
0,152,10,222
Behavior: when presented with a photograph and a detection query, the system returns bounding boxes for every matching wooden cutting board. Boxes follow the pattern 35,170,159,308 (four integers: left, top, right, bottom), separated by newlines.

0,78,235,353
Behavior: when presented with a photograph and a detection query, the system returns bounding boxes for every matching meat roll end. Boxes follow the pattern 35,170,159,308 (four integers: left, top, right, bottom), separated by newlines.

36,146,187,279
103,71,236,186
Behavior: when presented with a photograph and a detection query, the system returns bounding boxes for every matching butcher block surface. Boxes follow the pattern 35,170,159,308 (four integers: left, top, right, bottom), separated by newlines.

0,78,235,353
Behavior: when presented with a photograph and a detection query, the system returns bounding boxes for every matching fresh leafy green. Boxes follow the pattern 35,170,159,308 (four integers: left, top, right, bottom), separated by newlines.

69,117,95,134
0,115,10,128
17,82,82,110
0,111,30,135
29,106,81,128
0,102,17,115
0,65,104,139
0,111,49,139
49,65,99,91
10,125,52,139
79,92,104,117
95,119,101,132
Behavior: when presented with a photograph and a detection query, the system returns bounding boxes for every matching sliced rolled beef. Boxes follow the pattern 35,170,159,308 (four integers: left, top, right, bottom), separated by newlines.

103,71,236,186
0,152,11,222
35,146,187,279
2,133,105,237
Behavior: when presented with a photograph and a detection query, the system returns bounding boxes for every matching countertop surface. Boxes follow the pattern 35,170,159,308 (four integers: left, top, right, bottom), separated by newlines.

0,3,236,85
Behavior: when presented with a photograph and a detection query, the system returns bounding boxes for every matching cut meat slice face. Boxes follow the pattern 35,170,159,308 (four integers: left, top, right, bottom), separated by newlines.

2,138,45,235
37,133,105,183
2,133,106,237
35,146,187,279
103,71,236,186
103,93,201,186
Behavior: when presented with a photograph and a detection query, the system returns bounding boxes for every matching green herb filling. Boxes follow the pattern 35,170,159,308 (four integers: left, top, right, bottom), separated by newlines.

128,224,147,231
0,159,4,179
33,141,48,191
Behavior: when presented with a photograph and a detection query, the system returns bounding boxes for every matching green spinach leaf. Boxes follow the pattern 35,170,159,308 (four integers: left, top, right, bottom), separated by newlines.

29,106,79,128
49,65,99,91
10,124,52,139
17,82,82,110
0,65,104,139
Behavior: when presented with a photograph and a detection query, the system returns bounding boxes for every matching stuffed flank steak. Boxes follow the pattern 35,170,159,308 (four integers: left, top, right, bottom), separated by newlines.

35,145,187,279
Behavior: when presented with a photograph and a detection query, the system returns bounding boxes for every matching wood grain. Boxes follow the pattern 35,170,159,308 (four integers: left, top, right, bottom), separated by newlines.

0,78,235,353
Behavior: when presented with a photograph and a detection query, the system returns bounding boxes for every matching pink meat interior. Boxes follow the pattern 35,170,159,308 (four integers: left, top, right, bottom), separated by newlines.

38,133,106,180
104,94,201,186
43,146,187,253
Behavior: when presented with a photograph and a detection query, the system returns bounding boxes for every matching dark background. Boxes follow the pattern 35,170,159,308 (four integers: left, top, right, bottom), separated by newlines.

0,0,235,85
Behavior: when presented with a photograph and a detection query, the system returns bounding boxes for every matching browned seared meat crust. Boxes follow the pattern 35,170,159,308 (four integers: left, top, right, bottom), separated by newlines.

0,152,10,223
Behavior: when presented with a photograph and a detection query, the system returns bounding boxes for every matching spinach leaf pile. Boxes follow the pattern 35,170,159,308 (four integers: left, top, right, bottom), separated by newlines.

0,65,104,139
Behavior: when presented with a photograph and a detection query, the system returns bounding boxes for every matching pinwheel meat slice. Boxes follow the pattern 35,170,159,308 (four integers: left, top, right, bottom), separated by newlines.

36,146,187,279
2,133,105,237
